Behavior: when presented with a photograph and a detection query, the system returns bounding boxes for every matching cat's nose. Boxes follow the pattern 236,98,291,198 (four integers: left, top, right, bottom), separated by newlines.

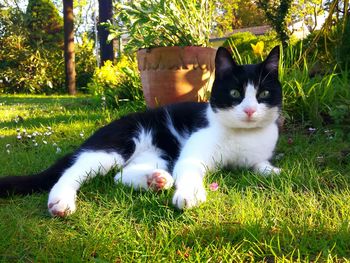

244,108,256,117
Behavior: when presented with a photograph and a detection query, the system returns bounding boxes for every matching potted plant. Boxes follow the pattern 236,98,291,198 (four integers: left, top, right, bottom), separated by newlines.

109,0,216,108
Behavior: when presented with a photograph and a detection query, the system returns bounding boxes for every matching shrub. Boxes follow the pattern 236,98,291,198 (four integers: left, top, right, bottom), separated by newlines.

0,32,96,94
223,31,257,60
223,31,281,63
88,56,143,107
75,34,96,91
0,5,96,94
0,34,65,94
0,5,66,94
25,0,63,49
298,17,350,72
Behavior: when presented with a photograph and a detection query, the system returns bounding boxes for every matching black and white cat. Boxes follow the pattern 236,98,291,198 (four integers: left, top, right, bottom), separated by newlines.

0,46,282,217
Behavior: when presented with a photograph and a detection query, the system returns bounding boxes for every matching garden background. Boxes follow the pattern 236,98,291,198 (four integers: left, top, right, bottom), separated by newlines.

0,0,350,261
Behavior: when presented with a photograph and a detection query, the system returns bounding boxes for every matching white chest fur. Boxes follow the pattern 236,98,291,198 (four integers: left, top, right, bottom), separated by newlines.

202,106,279,169
213,123,279,168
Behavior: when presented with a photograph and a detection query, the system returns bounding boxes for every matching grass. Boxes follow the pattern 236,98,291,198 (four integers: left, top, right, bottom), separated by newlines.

1,95,350,262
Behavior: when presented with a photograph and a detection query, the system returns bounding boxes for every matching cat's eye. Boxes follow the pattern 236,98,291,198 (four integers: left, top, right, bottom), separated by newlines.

230,89,240,98
258,90,270,99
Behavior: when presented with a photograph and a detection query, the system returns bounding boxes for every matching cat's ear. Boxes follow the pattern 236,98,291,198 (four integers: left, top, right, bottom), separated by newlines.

262,46,280,76
215,47,237,74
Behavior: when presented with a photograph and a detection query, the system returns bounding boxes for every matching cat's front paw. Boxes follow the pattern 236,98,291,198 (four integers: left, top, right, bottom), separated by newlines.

48,185,76,217
172,186,207,210
254,161,281,176
147,169,174,191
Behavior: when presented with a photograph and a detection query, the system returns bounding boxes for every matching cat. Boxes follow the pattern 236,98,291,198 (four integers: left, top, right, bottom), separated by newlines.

0,46,282,217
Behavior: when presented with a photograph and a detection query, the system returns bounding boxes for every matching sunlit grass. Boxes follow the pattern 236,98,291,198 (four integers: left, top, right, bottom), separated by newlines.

0,95,350,262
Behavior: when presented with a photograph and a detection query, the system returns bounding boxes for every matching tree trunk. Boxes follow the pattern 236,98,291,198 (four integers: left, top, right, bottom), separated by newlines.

98,0,114,65
63,0,76,95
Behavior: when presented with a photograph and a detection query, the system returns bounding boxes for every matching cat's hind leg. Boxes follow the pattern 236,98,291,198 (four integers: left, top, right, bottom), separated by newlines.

48,150,124,217
114,150,174,191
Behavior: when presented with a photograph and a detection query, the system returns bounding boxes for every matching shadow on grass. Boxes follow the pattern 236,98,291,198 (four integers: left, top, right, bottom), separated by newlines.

0,95,98,107
0,112,108,130
79,172,185,222
172,219,350,261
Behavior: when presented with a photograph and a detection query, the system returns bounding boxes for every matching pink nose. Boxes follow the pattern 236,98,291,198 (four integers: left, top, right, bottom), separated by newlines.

244,108,256,117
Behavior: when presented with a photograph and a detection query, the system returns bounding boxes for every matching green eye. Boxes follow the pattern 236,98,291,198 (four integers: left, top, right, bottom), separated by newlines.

230,89,240,98
259,90,270,99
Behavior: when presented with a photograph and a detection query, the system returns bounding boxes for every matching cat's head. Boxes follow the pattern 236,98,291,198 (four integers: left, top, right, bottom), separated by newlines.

210,46,282,129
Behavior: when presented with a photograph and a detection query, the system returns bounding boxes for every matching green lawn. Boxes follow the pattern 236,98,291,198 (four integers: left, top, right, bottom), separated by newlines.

0,95,350,262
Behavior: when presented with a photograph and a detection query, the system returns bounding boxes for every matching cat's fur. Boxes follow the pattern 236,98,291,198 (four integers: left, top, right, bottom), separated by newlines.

0,46,282,217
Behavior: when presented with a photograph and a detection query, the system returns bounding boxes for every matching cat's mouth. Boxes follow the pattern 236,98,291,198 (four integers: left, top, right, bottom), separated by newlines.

244,117,256,123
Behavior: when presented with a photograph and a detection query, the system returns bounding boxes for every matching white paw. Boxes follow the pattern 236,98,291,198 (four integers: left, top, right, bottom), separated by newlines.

270,167,281,174
256,165,281,176
254,161,281,176
48,185,76,217
172,185,207,210
147,169,174,191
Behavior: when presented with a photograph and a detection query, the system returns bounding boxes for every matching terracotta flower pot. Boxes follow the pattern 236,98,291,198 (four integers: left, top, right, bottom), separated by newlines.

137,46,216,108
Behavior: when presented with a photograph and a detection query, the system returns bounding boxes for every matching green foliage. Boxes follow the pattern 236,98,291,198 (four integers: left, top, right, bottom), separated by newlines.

223,31,280,63
289,0,324,33
336,17,350,70
88,57,143,107
0,4,96,94
0,34,65,94
0,4,65,94
0,6,27,38
281,44,350,128
75,34,96,91
0,32,96,94
109,0,215,52
224,32,257,52
214,0,267,36
290,12,349,73
25,0,63,49
257,0,292,45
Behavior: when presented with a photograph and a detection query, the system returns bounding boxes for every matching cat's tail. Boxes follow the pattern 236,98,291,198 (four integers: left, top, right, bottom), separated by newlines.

0,153,75,197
